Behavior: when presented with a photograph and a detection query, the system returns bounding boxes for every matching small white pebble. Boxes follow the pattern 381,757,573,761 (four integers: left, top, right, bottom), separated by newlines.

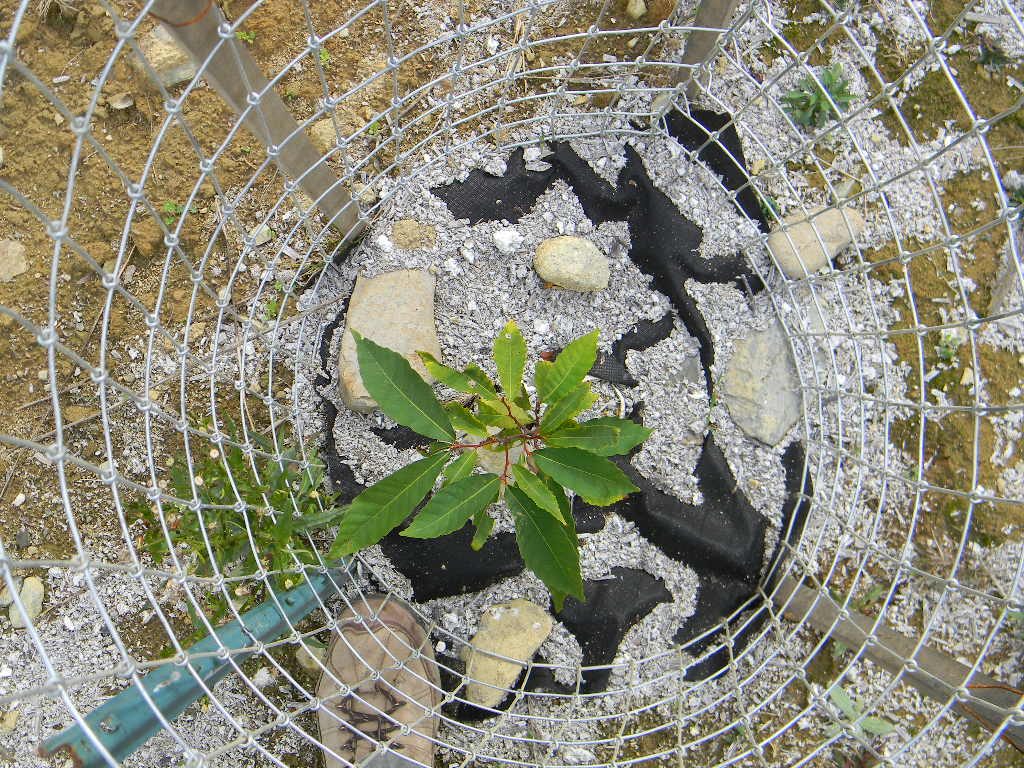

12,493,25,507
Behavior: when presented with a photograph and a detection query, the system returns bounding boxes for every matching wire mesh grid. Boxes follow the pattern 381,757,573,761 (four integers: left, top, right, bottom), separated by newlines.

0,0,1022,765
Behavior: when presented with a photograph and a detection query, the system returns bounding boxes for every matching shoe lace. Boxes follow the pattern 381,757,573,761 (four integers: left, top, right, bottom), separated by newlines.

334,679,408,753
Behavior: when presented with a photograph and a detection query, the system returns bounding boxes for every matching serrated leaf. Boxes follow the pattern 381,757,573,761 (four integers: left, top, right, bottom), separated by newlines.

328,451,449,557
506,485,583,611
540,381,597,432
354,332,454,442
548,416,652,456
511,464,564,523
533,447,638,506
442,451,477,487
493,320,527,397
534,329,598,404
445,402,489,437
402,473,501,538
860,716,895,736
471,508,494,550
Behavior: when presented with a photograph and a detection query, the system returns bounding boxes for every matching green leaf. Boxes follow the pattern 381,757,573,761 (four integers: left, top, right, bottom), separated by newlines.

540,381,597,432
511,464,564,523
547,416,652,456
328,452,448,557
471,508,494,550
493,320,527,398
418,353,496,397
491,396,532,424
542,475,574,543
442,451,477,487
860,716,895,737
402,473,501,538
294,505,349,531
445,402,489,437
828,686,860,721
533,447,638,506
534,329,598,404
543,422,620,453
354,332,454,442
476,399,517,429
513,390,532,413
506,485,583,611
464,364,499,398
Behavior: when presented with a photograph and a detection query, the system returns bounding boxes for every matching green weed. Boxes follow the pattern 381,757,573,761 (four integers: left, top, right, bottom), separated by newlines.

783,63,854,128
128,424,345,640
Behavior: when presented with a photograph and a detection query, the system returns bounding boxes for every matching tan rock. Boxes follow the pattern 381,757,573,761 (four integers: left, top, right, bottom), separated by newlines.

766,206,865,279
296,642,326,672
533,236,610,291
130,217,165,261
625,0,647,19
133,26,196,88
0,709,18,734
463,600,552,708
391,219,436,250
9,575,43,629
308,114,360,155
338,270,442,412
0,240,27,283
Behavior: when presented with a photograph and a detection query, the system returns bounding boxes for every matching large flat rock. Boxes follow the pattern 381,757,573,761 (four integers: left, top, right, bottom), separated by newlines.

463,600,552,708
721,320,801,445
338,269,442,412
767,206,864,279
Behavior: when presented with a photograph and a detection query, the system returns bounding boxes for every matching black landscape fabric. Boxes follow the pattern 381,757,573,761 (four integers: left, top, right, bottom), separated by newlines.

319,109,811,709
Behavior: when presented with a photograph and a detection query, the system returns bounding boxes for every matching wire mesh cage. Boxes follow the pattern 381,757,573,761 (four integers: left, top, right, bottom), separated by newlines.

0,0,1022,766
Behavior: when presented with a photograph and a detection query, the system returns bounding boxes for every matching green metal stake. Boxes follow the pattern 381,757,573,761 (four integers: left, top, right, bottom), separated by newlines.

39,566,348,767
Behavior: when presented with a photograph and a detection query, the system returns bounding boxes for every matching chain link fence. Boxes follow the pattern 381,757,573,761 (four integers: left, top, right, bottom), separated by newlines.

0,0,1022,765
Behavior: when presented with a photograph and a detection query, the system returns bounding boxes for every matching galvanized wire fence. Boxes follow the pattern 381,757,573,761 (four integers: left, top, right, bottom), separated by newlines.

0,0,1022,765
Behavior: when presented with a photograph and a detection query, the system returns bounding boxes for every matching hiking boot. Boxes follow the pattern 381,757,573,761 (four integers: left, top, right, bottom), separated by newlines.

316,595,441,768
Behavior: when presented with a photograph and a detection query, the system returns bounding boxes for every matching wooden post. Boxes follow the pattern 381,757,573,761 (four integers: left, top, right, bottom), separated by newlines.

147,0,362,240
674,0,741,99
775,576,1024,752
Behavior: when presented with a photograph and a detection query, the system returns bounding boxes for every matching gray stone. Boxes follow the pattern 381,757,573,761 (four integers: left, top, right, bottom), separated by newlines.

0,240,27,283
766,206,865,279
463,600,552,707
338,270,443,413
9,576,44,629
721,321,801,446
391,219,436,250
134,26,196,88
533,236,610,291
